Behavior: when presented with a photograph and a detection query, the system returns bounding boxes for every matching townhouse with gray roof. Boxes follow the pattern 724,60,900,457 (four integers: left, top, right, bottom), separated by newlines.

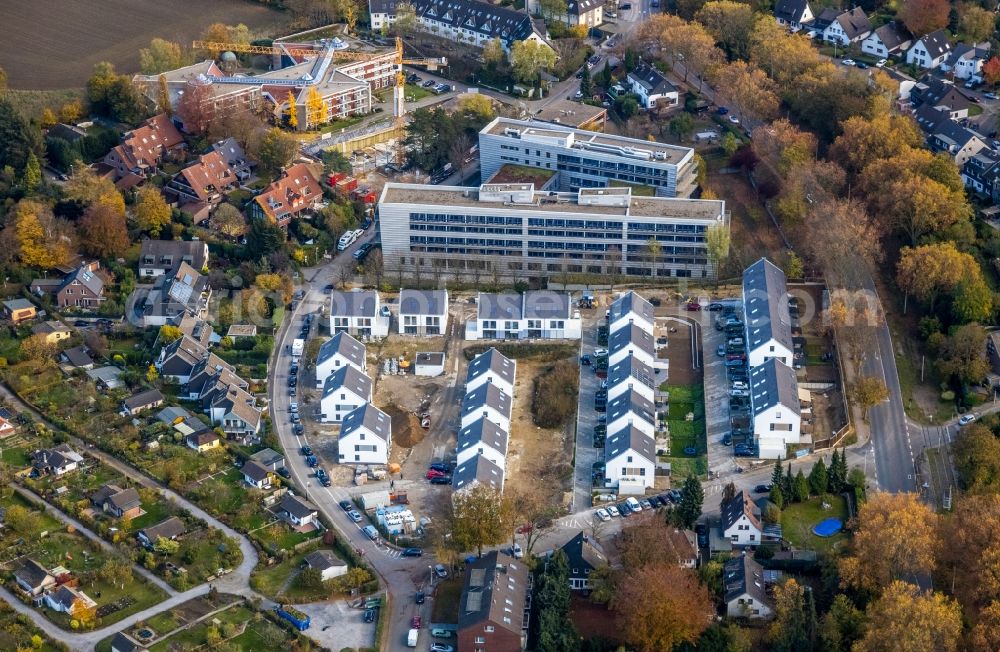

466,347,516,395
742,258,794,368
338,403,392,465
315,331,367,388
457,416,509,470
608,291,656,334
452,453,506,494
329,290,389,339
398,289,449,335
608,322,657,368
750,358,803,459
461,381,513,432
724,555,774,618
605,389,657,439
467,291,581,340
606,354,656,403
604,424,657,492
319,364,373,423
155,335,209,383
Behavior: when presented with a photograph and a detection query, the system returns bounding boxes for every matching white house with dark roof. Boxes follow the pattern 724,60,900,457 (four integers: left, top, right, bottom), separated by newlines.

278,493,319,529
338,403,392,465
608,291,655,334
722,490,763,546
398,289,449,335
155,335,208,383
541,0,604,27
560,532,608,591
415,351,446,376
466,291,580,340
466,347,516,395
461,382,513,431
452,453,505,494
319,365,373,423
315,331,367,388
208,384,262,443
456,416,509,470
606,354,656,403
138,240,209,278
608,322,657,368
330,290,389,339
627,60,679,110
604,425,656,492
773,0,814,30
861,21,912,58
304,549,347,581
743,258,794,368
724,555,774,618
941,42,991,80
750,359,802,459
907,29,953,70
250,448,285,471
32,444,83,476
816,7,871,45
241,460,273,490
605,389,656,438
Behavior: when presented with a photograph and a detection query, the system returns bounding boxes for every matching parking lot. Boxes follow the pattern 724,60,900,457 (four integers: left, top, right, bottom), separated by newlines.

293,599,377,650
571,315,603,511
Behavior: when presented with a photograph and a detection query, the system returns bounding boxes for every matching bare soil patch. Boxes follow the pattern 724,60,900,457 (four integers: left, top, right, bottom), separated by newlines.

384,403,425,449
0,0,294,90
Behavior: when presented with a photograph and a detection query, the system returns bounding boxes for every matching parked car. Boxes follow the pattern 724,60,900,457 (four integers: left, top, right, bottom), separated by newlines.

339,500,352,511
348,510,363,522
306,455,318,467
301,445,313,456
717,344,726,357
411,616,422,629
728,115,740,124
580,354,592,366
293,424,304,435
429,462,452,473
754,484,772,493
959,414,976,425
606,504,620,517
415,591,425,604
430,645,455,652
985,92,999,100
685,302,702,311
277,467,290,479
430,475,452,485
402,547,423,557
434,564,448,578
708,302,724,311
841,58,856,66
876,58,887,67
721,433,732,446
716,106,729,115
695,523,709,548
422,80,436,88
364,609,376,623
595,508,611,521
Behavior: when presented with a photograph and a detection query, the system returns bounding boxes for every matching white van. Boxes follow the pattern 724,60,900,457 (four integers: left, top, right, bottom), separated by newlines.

362,525,379,541
407,628,418,647
337,231,358,251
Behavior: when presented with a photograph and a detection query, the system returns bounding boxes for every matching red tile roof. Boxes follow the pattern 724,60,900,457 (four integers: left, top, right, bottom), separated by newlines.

177,150,236,202
253,163,322,224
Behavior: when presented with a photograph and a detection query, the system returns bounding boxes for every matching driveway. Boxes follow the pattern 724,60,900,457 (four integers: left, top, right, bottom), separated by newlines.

571,314,602,512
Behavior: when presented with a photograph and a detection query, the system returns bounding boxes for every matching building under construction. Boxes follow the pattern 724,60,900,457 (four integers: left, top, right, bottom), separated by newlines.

134,37,441,131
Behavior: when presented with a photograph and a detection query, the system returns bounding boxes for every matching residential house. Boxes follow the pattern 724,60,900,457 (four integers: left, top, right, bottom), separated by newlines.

303,549,348,581
414,351,446,376
32,263,105,309
0,415,16,438
911,78,973,119
319,365,373,423
178,316,215,347
750,358,803,459
626,61,679,110
61,345,94,370
87,366,124,390
724,555,774,618
137,516,186,548
111,632,148,652
211,137,252,181
456,416,509,470
664,528,699,568
907,29,953,70
315,331,367,388
184,430,221,452
30,321,71,344
121,389,165,416
13,559,56,597
2,298,37,324
743,258,794,368
962,148,1000,197
156,335,209,383
43,585,98,620
278,493,319,529
225,325,257,339
208,384,262,443
90,484,142,519
102,113,184,184
138,240,209,279
861,21,911,58
538,0,604,28
605,389,656,438
608,322,657,368
466,292,581,340
606,354,656,403
249,163,323,227
927,118,988,166
329,290,389,339
773,0,813,30
240,460,273,490
457,551,529,652
369,0,550,52
452,453,506,494
337,402,392,465
184,353,242,402
560,532,607,591
604,425,656,492
164,150,237,219
398,289,449,335
250,448,286,471
608,291,655,334
461,381,513,432
945,42,992,82
465,347,516,396
816,7,871,45
721,490,763,547
137,261,212,327
32,444,83,476
156,405,192,427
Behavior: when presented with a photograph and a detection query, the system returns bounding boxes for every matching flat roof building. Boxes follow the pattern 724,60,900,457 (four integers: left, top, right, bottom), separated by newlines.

479,117,697,198
377,182,727,283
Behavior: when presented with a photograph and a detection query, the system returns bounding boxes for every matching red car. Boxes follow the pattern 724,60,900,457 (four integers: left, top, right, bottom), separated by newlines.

516,523,534,534
426,469,446,480
685,302,702,311
411,616,422,629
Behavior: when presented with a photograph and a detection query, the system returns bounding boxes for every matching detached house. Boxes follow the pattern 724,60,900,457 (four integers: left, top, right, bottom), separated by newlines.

724,555,774,619
185,430,221,453
461,381,513,432
2,298,37,324
90,484,142,519
208,384,263,443
941,42,991,80
861,21,912,58
319,365,373,423
241,460,273,490
102,113,184,186
278,493,319,529
398,289,449,336
137,516,186,548
338,402,392,465
626,61,679,110
465,347,516,396
743,258,794,368
816,7,871,45
750,359,802,459
165,150,237,220
962,149,1000,197
907,29,953,70
32,445,83,476
138,240,209,279
13,559,56,597
32,263,105,309
604,424,656,492
457,551,529,652
539,0,605,28
31,320,72,344
121,389,164,416
773,0,814,30
457,416,509,470
44,585,97,620
137,262,212,327
250,163,322,227
560,532,607,591
330,290,389,339
250,448,286,471
315,331,367,388
911,78,974,119
721,490,763,547
304,549,348,581
210,137,252,181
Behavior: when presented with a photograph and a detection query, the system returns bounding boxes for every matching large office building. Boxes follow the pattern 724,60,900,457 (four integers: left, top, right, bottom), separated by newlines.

479,117,698,198
377,183,727,282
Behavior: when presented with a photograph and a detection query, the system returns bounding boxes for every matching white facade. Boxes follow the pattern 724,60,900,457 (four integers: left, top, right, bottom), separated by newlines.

747,338,793,368
727,592,774,619
907,34,952,70
414,352,446,376
604,445,655,491
607,376,654,403
460,392,512,432
465,350,516,396
605,411,655,439
314,333,367,389
626,69,679,110
724,511,762,546
466,292,582,341
319,370,373,424
608,292,656,334
338,404,391,465
398,289,449,336
329,290,390,339
456,422,508,470
754,403,802,459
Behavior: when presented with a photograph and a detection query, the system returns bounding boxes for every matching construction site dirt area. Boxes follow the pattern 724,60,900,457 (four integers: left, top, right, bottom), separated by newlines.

1,0,294,90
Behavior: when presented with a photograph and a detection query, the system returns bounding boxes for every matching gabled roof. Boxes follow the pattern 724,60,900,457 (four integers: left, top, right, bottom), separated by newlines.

317,331,366,369
370,0,541,45
721,490,762,532
62,345,93,368
833,7,870,40
279,493,318,519
330,290,379,318
174,150,236,202
212,384,262,428
627,60,676,96
522,291,572,319
123,388,164,412
48,585,93,610
608,322,655,359
32,320,70,335
914,78,973,112
607,353,655,391
609,291,655,327
305,549,346,571
606,389,656,426
945,42,991,69
870,21,912,52
250,447,285,467
930,119,986,155
459,551,527,634
33,444,83,471
58,265,104,297
962,148,1000,183
452,454,505,492
253,163,322,223
462,381,512,420
157,405,192,425
111,632,146,652
109,113,183,171
211,137,248,167
458,416,509,457
560,531,607,573
477,293,523,320
323,365,373,401
3,298,34,311
399,289,448,316
605,424,655,464
140,516,186,541
106,486,141,512
466,347,516,387
14,559,53,590
241,460,272,483
743,258,793,356
913,104,949,133
724,555,772,608
139,240,209,273
567,0,602,15
185,430,219,448
773,0,812,23
812,7,842,29
340,403,392,442
915,29,952,59
750,358,801,417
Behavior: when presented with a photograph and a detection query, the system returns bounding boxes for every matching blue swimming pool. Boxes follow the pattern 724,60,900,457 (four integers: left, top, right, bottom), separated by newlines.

812,517,843,537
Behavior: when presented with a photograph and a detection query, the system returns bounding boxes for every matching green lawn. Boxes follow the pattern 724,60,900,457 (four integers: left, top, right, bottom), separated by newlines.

664,455,708,479
779,495,850,555
404,83,433,101
130,499,173,531
251,549,310,600
0,446,31,468
609,180,656,196
319,115,365,134
432,577,463,624
148,603,286,652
